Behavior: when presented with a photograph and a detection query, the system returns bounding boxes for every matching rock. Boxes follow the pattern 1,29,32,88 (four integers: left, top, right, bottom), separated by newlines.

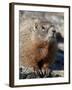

19,73,27,79
26,73,37,79
19,69,63,79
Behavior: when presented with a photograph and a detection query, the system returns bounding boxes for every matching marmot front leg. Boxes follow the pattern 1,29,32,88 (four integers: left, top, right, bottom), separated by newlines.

33,65,42,75
31,60,42,75
41,63,50,75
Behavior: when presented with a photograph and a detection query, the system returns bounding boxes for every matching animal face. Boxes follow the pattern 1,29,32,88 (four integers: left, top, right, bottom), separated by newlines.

34,21,57,42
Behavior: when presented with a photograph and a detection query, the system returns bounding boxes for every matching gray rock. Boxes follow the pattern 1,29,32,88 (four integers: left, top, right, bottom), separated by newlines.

26,73,36,79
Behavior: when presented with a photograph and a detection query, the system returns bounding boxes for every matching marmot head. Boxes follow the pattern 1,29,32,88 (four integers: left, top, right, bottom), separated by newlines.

32,19,57,43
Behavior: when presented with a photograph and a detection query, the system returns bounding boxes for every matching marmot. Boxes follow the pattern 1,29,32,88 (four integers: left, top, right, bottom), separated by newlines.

19,19,58,75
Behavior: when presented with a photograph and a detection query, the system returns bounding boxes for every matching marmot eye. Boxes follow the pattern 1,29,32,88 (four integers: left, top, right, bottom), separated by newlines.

42,26,45,29
35,26,37,29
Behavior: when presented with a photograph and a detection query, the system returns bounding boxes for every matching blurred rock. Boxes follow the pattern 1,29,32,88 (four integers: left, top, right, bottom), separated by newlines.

19,69,62,79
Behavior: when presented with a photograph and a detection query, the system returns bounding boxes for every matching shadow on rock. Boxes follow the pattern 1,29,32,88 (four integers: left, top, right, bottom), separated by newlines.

50,49,64,70
56,32,64,43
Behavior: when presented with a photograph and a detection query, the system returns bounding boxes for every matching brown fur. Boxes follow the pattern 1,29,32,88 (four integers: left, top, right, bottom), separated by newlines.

20,19,58,74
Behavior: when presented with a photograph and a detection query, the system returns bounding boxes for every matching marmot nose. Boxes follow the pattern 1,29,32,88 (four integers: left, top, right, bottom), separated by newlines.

52,30,56,37
52,30,56,33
